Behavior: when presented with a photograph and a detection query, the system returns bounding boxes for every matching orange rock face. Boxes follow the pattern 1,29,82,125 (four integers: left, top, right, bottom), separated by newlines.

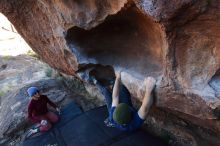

1,0,220,145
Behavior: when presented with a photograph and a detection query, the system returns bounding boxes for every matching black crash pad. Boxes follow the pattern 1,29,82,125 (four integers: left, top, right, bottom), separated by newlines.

22,102,168,146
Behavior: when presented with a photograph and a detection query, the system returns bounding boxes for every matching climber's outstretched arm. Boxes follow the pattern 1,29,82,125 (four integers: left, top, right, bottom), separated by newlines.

112,71,121,107
138,77,156,119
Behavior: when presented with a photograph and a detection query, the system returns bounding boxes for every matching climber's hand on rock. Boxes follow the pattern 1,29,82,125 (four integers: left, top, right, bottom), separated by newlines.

115,71,121,80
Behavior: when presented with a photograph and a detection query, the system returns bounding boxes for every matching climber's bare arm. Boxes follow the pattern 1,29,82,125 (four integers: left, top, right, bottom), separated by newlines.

112,71,121,107
138,77,156,119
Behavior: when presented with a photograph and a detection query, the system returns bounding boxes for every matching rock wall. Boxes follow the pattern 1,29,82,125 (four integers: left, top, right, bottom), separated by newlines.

1,0,220,145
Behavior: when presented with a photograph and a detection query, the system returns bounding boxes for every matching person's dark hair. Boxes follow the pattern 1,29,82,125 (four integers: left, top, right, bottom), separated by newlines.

113,103,132,125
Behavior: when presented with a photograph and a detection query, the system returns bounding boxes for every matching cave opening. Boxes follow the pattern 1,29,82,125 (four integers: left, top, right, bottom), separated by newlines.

66,4,166,78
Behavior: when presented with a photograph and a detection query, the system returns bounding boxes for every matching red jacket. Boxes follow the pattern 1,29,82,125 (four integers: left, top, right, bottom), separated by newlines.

28,95,57,123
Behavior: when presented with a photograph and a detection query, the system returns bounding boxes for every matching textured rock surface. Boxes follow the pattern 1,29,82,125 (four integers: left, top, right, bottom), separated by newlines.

0,55,49,97
1,0,220,145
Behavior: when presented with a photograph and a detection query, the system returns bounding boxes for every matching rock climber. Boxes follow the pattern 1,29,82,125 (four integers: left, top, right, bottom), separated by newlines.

27,87,60,135
93,71,156,131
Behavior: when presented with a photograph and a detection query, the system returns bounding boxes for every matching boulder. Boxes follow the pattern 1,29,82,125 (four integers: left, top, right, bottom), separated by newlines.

1,0,220,145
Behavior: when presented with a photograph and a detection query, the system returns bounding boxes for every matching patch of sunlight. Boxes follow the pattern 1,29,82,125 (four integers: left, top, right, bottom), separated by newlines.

0,13,32,56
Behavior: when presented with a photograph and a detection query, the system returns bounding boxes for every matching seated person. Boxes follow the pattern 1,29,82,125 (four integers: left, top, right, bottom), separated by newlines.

27,87,60,134
95,71,156,131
